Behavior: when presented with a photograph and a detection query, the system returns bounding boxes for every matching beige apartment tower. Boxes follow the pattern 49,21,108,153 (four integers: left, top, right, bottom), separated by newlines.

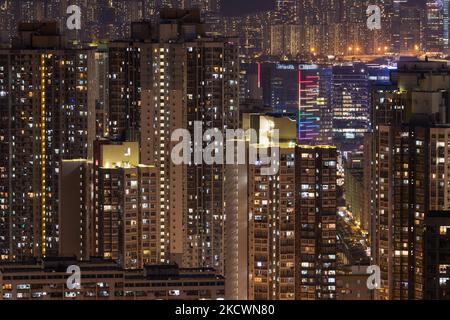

93,141,160,269
108,10,240,283
246,113,337,300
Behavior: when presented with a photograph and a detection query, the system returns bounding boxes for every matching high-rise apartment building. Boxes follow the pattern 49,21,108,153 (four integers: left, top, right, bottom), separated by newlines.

93,45,109,139
0,0,15,44
107,9,240,282
59,159,93,261
372,60,450,300
94,141,160,269
142,9,240,275
108,30,150,141
246,113,297,300
246,113,337,300
59,140,162,269
336,265,373,300
275,0,298,24
391,0,408,53
426,0,450,54
343,149,365,229
269,24,300,58
375,122,450,300
0,22,96,261
295,145,337,300
424,211,450,300
332,63,370,151
296,0,393,56
186,0,221,13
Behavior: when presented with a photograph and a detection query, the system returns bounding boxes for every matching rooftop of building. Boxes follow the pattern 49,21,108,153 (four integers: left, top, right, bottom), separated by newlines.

0,258,224,281
397,59,450,72
109,8,238,44
159,8,202,24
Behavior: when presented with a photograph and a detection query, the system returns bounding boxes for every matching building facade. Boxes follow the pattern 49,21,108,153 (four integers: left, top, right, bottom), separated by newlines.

0,22,96,261
0,258,225,300
246,113,337,300
372,61,450,300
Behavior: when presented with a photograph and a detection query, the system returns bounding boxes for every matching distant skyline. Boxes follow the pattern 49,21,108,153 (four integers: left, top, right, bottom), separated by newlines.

222,0,274,16
221,0,425,16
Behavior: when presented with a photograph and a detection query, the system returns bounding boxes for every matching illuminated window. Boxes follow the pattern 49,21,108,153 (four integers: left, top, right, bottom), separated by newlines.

440,226,450,235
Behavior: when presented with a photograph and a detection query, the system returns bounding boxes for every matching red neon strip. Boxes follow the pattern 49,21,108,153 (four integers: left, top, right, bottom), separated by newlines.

257,62,261,88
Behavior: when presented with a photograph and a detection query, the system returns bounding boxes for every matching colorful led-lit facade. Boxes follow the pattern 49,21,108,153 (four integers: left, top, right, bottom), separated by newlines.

258,62,332,144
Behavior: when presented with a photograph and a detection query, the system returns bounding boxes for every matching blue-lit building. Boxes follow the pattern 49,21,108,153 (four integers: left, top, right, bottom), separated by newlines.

245,60,391,149
426,0,450,54
331,63,370,150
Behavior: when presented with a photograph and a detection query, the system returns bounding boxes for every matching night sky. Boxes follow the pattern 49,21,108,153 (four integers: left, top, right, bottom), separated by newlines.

222,0,274,16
